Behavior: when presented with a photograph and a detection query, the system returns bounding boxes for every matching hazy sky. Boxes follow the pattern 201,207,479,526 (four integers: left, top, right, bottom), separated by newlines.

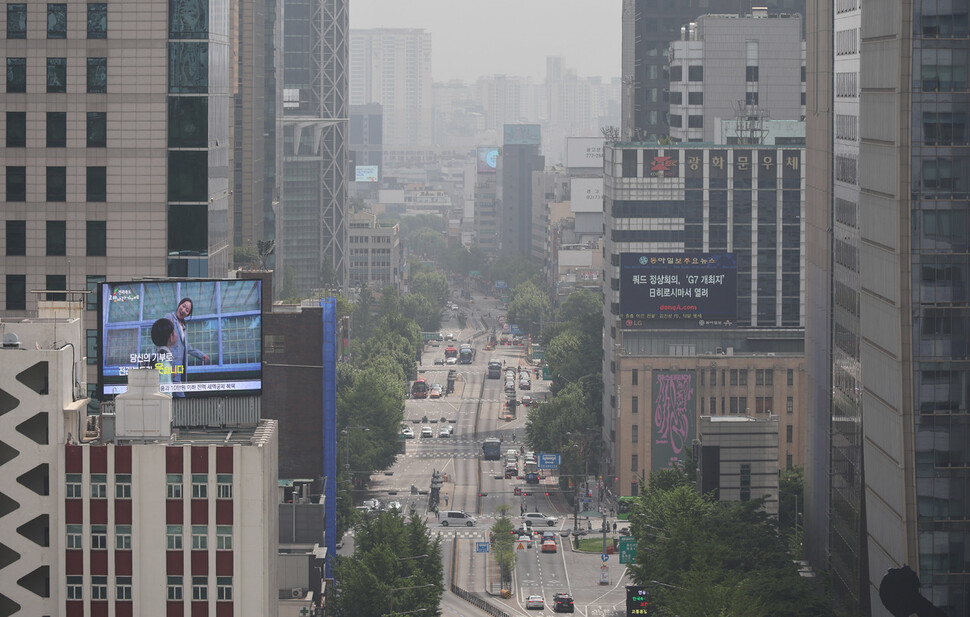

349,0,622,82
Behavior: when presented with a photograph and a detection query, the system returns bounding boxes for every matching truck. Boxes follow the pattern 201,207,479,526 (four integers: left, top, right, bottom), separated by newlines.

482,438,502,461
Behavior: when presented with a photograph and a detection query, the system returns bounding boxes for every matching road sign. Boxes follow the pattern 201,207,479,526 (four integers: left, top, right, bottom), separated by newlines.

618,536,638,564
517,542,525,550
600,565,610,585
601,553,609,563
476,542,490,553
537,453,561,470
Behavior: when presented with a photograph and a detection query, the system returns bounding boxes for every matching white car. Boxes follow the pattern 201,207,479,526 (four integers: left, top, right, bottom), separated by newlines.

523,512,558,527
445,356,457,365
518,534,533,548
438,427,451,438
420,426,433,438
401,426,415,439
386,501,402,512
526,595,545,610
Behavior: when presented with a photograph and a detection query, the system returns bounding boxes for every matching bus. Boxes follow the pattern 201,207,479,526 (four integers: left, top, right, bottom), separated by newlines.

487,361,502,379
482,438,502,460
444,347,458,361
459,347,474,364
524,460,539,484
617,496,637,520
411,378,429,399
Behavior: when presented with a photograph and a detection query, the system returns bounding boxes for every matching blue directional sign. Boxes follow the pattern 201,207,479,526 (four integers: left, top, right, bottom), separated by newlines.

602,553,609,562
537,453,561,470
476,542,490,553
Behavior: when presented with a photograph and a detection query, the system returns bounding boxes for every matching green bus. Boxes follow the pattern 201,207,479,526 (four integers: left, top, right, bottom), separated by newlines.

616,496,637,520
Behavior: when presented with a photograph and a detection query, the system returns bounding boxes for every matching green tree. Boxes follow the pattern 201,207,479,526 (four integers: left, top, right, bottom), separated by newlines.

506,281,550,337
487,255,542,289
409,270,450,308
337,365,405,473
400,292,440,332
409,228,447,260
491,506,517,589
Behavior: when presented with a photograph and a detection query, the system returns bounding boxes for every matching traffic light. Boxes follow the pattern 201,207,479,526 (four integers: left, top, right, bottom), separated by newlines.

478,492,488,497
544,492,550,496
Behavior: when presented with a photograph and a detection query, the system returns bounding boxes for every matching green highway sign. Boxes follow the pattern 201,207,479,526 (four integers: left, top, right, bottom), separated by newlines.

618,536,637,564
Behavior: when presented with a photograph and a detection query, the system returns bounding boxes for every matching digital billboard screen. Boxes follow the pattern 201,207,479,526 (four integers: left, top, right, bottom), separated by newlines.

477,147,499,173
355,165,379,182
100,279,262,397
619,253,737,327
652,370,696,471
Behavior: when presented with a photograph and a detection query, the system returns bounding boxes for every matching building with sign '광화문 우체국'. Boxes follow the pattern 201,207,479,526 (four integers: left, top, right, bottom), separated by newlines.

602,141,806,499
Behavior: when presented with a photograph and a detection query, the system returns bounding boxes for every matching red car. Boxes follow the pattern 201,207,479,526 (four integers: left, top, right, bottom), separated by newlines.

541,539,557,553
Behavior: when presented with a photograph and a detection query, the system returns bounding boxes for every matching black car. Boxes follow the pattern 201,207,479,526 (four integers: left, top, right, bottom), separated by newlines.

553,593,574,613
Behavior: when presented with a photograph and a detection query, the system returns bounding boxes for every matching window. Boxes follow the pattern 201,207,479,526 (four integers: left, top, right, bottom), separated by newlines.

700,371,705,386
6,220,26,256
631,454,638,472
631,396,639,414
786,424,793,443
167,576,183,601
668,90,682,105
66,473,82,498
669,65,682,82
710,397,716,414
216,474,232,499
766,397,773,412
730,397,739,414
86,220,106,255
116,474,131,499
47,4,67,38
216,526,232,550
745,91,759,105
91,524,107,549
67,575,83,600
631,369,638,385
688,66,703,81
631,424,638,443
746,66,759,82
7,4,26,38
87,166,106,202
47,111,66,147
192,576,208,601
87,57,107,93
787,397,794,414
192,525,207,550
765,370,773,386
688,115,703,129
801,66,806,82
739,464,751,501
116,524,131,549
192,474,207,499
6,111,25,147
91,473,107,498
86,329,97,365
710,369,716,386
67,524,82,548
167,474,183,499
117,576,132,600
6,165,26,201
786,453,793,469
47,58,66,93
217,577,232,601
688,91,703,105
801,91,806,105
756,370,764,385
46,221,66,256
86,275,105,310
167,525,183,550
46,273,66,300
739,370,748,386
6,274,26,310
787,369,794,386
739,397,747,414
87,3,107,38
6,57,26,92
47,166,66,201
730,370,738,386
87,112,106,147
669,113,682,128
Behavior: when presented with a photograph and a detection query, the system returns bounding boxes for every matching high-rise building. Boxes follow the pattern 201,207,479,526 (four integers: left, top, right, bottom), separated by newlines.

500,125,544,257
667,13,805,144
474,147,500,254
621,0,805,141
349,29,432,150
280,0,348,295
347,211,402,291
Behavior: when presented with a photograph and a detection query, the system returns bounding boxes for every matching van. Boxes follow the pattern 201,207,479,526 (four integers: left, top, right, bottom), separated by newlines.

440,510,477,526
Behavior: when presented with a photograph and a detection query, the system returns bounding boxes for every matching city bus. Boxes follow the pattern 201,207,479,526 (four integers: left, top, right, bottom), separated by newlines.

459,347,474,364
482,438,502,460
444,347,458,361
617,496,637,520
411,378,429,399
524,460,539,484
487,361,502,379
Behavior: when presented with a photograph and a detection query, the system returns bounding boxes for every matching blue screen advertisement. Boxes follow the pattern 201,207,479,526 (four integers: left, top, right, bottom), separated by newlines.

100,279,262,397
619,253,737,327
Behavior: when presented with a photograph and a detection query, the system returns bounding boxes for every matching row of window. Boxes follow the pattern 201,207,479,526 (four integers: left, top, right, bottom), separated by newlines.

66,576,232,602
6,3,107,39
6,111,107,148
6,220,106,257
5,166,106,202
64,473,232,500
669,65,704,83
6,273,67,309
6,57,107,93
700,396,794,415
628,368,794,387
67,523,232,551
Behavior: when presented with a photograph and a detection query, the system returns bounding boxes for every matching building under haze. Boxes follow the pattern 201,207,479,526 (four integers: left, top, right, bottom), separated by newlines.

500,125,544,257
280,0,349,295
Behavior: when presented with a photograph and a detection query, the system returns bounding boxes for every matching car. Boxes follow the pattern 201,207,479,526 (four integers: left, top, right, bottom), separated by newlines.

445,331,455,339
523,512,557,526
401,426,415,439
445,356,457,365
526,595,545,610
433,358,445,365
541,531,557,544
441,424,454,435
420,426,433,438
386,501,402,512
520,395,535,407
519,378,531,390
504,466,517,479
506,449,518,458
553,593,575,613
429,385,442,399
518,534,533,548
541,539,557,553
438,427,451,438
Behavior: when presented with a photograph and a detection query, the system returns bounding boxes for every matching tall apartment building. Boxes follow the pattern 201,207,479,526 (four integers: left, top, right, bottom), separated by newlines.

621,0,805,141
347,211,402,291
500,125,544,257
0,0,237,393
667,12,805,144
474,147,500,254
349,29,432,150
280,0,348,295
602,144,806,495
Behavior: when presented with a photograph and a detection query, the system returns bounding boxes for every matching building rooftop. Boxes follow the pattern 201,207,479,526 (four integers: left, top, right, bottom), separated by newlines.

610,141,806,149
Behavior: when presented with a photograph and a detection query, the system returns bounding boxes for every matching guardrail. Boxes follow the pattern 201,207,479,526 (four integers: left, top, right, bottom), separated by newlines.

450,536,513,617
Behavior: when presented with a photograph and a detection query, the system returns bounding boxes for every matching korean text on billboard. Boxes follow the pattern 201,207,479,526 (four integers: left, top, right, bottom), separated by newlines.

619,253,737,327
100,279,262,397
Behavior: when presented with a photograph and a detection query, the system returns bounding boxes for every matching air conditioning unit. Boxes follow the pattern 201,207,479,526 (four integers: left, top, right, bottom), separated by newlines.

715,347,724,354
291,587,305,599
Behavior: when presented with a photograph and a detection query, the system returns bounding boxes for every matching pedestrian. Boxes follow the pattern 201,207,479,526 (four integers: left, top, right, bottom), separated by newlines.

535,505,539,513
520,504,525,515
444,494,449,507
587,520,592,530
613,522,617,533
434,506,439,520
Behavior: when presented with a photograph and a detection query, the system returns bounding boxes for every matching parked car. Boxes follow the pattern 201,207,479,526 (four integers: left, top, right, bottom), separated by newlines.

553,593,575,613
541,539,557,553
518,534,533,548
420,426,433,438
523,512,557,526
526,595,545,610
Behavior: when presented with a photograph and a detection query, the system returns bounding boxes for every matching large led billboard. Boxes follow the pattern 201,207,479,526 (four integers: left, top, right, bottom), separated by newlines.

503,124,541,145
652,370,696,471
355,165,379,182
477,147,499,173
619,253,737,327
100,279,262,397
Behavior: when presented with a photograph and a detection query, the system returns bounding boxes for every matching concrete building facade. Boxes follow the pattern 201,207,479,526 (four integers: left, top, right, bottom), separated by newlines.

500,126,544,257
697,415,781,516
347,211,402,291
